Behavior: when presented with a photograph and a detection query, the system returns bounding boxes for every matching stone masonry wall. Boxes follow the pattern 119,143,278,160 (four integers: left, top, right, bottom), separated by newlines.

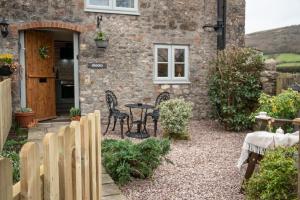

260,59,278,95
0,0,245,120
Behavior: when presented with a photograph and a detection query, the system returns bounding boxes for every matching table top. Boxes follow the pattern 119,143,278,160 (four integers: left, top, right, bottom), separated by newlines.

125,103,154,109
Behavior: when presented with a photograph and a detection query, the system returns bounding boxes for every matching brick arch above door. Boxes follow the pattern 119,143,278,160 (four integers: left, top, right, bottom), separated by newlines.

11,21,85,35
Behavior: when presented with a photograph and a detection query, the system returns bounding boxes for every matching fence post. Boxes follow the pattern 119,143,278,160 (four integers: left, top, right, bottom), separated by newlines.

95,110,102,200
80,116,90,200
88,113,97,200
58,126,74,200
0,157,13,200
20,142,41,200
43,133,60,200
71,121,83,200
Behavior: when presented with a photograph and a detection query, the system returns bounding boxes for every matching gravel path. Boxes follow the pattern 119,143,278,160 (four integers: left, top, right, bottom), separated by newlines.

104,120,247,200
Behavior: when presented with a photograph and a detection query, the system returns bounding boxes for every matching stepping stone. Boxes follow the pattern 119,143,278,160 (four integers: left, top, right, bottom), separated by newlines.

102,183,122,197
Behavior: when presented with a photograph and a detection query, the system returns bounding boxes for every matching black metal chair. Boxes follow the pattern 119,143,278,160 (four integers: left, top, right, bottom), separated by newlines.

146,92,170,136
103,90,129,139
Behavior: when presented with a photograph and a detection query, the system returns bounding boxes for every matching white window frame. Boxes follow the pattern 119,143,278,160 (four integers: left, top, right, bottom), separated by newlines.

85,0,139,15
154,44,190,84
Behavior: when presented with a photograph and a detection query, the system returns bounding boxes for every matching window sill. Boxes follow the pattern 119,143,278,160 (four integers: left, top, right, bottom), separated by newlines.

85,8,140,16
153,80,191,85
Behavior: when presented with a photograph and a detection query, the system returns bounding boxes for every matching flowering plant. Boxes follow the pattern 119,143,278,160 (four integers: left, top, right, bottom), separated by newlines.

0,53,19,72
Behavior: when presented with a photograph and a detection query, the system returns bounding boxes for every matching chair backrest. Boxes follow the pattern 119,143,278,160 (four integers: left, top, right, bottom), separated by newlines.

155,92,170,107
105,90,118,112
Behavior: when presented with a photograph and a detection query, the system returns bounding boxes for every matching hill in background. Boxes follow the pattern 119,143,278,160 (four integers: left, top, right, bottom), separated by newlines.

245,25,300,54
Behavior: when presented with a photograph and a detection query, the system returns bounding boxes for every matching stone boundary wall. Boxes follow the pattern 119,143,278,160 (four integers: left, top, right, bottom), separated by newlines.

260,59,278,95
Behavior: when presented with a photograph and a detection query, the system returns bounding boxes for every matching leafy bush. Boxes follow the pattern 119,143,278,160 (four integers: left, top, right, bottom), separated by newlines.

159,98,193,139
245,147,298,200
208,47,264,131
254,89,300,119
0,136,27,183
102,138,171,185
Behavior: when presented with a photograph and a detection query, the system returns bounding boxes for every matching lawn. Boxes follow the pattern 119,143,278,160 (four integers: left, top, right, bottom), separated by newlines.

264,53,300,72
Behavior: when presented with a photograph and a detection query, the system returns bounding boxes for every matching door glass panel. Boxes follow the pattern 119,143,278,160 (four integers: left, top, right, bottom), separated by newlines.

175,49,185,62
116,0,135,8
175,64,185,77
158,63,168,77
157,48,168,62
89,0,109,6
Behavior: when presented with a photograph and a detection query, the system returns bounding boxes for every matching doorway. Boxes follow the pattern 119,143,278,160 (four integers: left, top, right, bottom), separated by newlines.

19,29,79,121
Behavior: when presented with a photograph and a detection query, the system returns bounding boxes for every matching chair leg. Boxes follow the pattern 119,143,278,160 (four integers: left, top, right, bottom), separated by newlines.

120,119,124,139
112,117,117,131
104,115,111,135
154,119,158,137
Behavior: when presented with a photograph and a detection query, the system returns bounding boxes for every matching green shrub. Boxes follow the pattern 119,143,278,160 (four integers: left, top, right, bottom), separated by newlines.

159,98,193,140
253,89,300,131
69,107,81,118
102,138,171,185
208,47,264,131
245,147,298,200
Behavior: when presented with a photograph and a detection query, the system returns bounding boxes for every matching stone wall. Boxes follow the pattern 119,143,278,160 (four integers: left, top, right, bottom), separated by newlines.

0,0,245,119
260,59,278,95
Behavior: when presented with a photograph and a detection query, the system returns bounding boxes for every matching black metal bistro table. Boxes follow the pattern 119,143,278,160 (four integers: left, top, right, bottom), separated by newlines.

125,103,154,139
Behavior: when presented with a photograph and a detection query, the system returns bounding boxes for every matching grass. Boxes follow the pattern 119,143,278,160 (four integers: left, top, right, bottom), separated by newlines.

264,53,300,72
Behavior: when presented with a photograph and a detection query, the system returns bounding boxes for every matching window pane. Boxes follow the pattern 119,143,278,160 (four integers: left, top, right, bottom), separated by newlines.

175,64,185,77
158,63,168,77
175,49,185,62
116,0,134,8
89,0,109,6
157,48,168,62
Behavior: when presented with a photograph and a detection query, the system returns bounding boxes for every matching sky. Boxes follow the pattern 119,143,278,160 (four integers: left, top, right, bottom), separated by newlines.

246,0,300,34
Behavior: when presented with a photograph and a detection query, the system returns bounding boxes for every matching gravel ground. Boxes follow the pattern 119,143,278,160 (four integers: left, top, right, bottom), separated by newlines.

104,120,247,200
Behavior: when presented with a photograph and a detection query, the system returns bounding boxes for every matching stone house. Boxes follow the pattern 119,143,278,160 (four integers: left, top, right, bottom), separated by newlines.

0,0,245,120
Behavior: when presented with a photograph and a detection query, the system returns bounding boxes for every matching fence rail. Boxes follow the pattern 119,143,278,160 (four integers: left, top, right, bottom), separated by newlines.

0,110,102,200
276,73,300,94
0,78,12,152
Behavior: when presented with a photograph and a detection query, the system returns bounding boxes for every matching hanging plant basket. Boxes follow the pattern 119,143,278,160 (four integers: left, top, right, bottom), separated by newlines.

0,65,13,76
95,39,109,48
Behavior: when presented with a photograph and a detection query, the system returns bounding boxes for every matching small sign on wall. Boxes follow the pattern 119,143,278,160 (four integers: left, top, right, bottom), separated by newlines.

88,63,107,69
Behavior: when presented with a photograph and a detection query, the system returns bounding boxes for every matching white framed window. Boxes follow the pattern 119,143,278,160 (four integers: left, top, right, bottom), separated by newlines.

85,0,139,15
154,44,190,84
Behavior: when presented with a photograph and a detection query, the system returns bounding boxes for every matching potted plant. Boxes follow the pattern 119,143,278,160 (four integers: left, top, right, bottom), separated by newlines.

0,54,19,76
94,31,109,48
70,107,81,121
14,108,36,128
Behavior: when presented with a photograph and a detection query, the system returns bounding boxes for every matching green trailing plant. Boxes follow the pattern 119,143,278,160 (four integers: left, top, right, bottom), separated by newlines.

38,46,50,59
245,146,298,200
94,31,108,41
69,107,81,118
159,98,193,140
208,46,264,131
102,138,171,185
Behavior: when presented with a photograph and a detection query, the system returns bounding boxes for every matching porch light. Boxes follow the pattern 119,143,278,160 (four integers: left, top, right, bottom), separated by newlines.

0,18,9,38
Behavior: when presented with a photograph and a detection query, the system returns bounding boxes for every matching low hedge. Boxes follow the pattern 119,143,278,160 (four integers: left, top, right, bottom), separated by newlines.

102,138,171,185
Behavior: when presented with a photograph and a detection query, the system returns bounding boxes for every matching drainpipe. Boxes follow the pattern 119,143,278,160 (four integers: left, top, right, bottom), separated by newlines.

217,0,226,50
203,0,227,50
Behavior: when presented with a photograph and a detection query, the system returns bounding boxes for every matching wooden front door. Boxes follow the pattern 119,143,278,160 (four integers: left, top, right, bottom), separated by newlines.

25,30,56,120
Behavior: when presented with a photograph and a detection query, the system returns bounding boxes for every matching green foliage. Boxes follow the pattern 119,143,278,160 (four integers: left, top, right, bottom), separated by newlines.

102,138,171,185
38,46,50,59
69,107,81,118
245,147,298,200
254,89,300,119
159,98,193,140
208,47,264,131
0,136,27,183
18,107,32,113
95,31,107,41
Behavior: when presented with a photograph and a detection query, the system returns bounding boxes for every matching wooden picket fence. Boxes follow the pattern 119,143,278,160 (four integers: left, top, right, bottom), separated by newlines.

0,110,102,200
0,78,12,152
276,73,300,94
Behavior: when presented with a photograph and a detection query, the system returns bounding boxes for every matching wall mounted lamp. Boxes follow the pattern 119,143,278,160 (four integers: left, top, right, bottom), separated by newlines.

0,18,9,38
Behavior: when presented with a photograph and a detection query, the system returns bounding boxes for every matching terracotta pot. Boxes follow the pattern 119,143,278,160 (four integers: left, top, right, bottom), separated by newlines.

15,112,35,128
71,116,81,121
